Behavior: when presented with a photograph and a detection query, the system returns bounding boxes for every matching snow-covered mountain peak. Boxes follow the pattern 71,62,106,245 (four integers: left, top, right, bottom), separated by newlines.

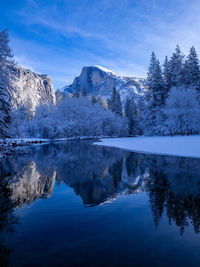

93,65,117,76
61,65,146,104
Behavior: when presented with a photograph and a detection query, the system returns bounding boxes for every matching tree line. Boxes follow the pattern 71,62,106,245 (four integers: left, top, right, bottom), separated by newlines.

110,45,200,136
1,28,200,139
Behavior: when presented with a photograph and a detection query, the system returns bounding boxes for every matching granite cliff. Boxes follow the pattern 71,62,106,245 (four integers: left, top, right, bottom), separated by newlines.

9,65,56,112
62,65,146,103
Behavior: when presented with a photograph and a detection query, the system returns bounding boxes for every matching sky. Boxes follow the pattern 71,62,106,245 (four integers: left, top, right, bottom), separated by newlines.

1,0,200,89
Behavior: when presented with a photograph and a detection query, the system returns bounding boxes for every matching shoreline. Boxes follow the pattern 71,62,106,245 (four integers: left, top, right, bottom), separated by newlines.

94,136,200,159
0,137,102,158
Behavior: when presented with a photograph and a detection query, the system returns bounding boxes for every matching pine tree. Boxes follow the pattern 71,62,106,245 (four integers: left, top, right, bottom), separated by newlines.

72,88,80,98
125,97,133,135
145,52,165,135
137,97,145,134
81,88,87,97
91,94,97,104
146,52,164,105
183,46,200,86
125,97,139,135
0,29,13,138
169,45,184,88
0,82,10,137
55,88,63,104
97,95,107,109
163,56,171,99
108,87,117,112
115,91,123,117
108,87,122,116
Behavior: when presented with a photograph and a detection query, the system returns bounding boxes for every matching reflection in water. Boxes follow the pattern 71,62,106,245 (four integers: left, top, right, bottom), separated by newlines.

146,155,200,235
1,141,200,264
0,167,19,266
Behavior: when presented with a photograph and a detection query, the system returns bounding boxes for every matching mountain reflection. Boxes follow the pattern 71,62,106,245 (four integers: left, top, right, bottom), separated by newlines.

1,141,200,237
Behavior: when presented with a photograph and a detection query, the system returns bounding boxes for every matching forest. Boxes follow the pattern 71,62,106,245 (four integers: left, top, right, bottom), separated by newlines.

1,29,200,139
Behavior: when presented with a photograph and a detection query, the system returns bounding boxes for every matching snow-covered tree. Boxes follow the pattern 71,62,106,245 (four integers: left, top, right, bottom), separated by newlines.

169,45,184,88
108,88,122,116
0,29,13,138
163,56,171,98
97,95,107,109
144,52,165,135
108,87,117,111
124,97,132,135
91,94,97,104
162,86,200,135
0,82,10,138
73,88,80,98
183,46,200,87
116,91,123,117
124,97,138,135
137,97,145,135
12,96,128,139
55,89,63,105
81,88,87,97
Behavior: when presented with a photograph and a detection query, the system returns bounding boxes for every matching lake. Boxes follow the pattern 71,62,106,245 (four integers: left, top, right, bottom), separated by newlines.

1,141,200,267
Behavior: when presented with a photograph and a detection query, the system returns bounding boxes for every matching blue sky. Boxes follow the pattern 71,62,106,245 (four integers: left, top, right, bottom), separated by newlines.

1,0,200,89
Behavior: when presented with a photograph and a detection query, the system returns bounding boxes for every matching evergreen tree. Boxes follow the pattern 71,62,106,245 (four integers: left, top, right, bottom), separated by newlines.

0,82,10,137
125,97,133,135
145,52,165,135
163,56,171,98
91,94,97,104
108,87,122,116
137,97,145,135
125,97,139,135
132,99,139,134
169,45,184,88
163,86,200,135
97,95,107,109
55,88,63,105
108,87,117,112
183,46,200,86
115,91,123,117
146,52,164,104
0,29,13,138
72,88,80,98
81,88,87,97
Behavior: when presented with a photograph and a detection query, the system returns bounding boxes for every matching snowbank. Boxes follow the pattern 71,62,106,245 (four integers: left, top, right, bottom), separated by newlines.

94,136,200,158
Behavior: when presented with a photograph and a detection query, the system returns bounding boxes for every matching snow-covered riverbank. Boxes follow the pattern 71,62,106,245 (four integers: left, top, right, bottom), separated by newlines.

0,136,101,158
94,136,200,158
0,138,50,158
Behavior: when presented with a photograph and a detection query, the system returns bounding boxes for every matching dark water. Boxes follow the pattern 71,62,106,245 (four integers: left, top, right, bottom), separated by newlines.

1,142,200,267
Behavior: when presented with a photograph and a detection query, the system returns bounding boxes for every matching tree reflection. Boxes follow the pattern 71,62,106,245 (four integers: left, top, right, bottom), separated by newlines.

143,155,200,235
0,162,19,266
1,141,200,246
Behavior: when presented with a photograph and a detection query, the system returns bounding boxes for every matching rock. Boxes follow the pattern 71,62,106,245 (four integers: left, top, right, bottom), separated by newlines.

62,65,146,104
9,65,56,113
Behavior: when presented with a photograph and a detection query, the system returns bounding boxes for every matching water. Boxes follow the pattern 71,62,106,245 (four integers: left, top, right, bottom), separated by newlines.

1,141,200,266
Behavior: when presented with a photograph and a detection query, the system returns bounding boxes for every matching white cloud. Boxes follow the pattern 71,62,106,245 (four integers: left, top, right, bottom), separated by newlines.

11,0,200,88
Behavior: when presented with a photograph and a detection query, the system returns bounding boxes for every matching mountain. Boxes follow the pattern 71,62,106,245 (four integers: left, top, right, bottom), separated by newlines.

61,65,146,103
9,65,56,112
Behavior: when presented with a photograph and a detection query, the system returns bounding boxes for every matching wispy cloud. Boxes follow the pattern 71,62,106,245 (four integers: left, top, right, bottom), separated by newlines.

7,0,200,88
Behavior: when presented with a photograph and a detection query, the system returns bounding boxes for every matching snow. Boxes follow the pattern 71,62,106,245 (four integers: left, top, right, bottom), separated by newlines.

9,65,56,113
94,136,200,158
94,65,117,76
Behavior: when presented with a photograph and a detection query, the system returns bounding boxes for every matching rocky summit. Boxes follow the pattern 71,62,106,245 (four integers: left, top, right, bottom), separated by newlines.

61,65,146,103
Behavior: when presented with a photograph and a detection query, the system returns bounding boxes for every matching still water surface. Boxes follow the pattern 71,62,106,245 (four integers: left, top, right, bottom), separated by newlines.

1,141,200,266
